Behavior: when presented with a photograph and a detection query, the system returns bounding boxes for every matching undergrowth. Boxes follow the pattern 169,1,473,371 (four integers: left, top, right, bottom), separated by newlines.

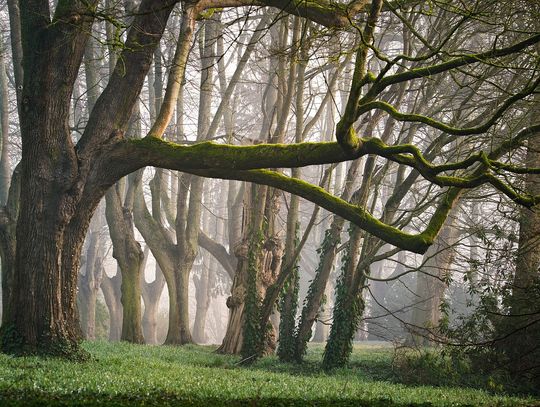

0,341,537,406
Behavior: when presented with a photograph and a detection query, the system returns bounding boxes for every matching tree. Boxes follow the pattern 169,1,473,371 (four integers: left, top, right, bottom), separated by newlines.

0,0,539,358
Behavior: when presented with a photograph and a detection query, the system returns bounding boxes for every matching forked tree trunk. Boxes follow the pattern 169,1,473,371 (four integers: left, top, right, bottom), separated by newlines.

0,0,180,356
142,263,165,344
105,185,145,344
0,13,98,355
133,179,195,345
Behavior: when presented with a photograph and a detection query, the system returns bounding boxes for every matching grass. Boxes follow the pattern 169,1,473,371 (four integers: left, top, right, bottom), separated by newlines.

0,341,538,406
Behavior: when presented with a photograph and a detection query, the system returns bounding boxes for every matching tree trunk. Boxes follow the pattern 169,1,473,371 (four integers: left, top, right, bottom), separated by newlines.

218,183,269,355
105,185,145,344
0,0,179,356
407,211,459,346
217,259,246,354
0,45,15,325
0,12,96,355
165,262,193,344
78,205,105,340
322,151,380,370
142,263,165,345
292,160,361,361
503,109,540,375
0,218,15,327
193,255,211,343
101,272,123,342
311,278,333,343
119,257,144,343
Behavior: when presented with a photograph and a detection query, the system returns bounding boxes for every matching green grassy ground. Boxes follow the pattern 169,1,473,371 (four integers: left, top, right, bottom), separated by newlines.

0,341,537,406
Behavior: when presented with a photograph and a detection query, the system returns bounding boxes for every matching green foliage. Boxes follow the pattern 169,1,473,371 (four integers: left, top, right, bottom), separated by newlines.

0,341,534,406
277,223,301,361
241,229,264,362
440,253,540,395
294,227,340,362
276,266,299,361
0,323,23,355
322,226,365,371
390,347,540,396
392,348,474,388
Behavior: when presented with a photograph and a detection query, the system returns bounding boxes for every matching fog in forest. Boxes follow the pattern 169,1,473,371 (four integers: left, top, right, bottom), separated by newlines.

0,0,539,404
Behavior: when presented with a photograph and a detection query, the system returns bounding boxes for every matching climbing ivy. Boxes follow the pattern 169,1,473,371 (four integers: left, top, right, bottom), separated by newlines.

322,224,366,370
277,222,300,362
240,228,264,363
293,226,340,362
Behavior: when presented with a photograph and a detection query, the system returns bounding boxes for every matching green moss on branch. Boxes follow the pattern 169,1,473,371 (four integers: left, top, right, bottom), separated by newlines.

187,168,431,254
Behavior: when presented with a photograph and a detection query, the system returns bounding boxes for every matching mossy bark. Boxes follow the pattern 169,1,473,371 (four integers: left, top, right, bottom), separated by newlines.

292,160,361,362
105,182,145,344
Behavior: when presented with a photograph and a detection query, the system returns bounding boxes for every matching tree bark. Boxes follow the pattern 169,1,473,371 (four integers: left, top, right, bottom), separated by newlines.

78,206,105,339
293,160,361,361
105,175,145,344
193,254,211,343
101,272,123,342
142,263,165,345
503,98,540,374
407,210,460,346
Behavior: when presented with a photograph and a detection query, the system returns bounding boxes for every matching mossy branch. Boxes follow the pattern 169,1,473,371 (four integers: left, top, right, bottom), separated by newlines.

129,137,364,170
128,126,540,187
185,168,432,253
120,124,540,253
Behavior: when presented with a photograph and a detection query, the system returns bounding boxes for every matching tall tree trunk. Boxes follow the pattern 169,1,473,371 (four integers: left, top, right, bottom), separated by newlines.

193,253,211,343
105,178,145,344
503,109,540,375
0,46,11,204
78,205,105,339
1,0,179,356
0,4,97,355
218,181,284,356
217,185,256,354
101,272,123,342
142,263,165,345
6,0,23,109
292,160,360,361
311,279,333,343
0,39,15,324
276,17,303,360
0,183,16,327
217,259,247,353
